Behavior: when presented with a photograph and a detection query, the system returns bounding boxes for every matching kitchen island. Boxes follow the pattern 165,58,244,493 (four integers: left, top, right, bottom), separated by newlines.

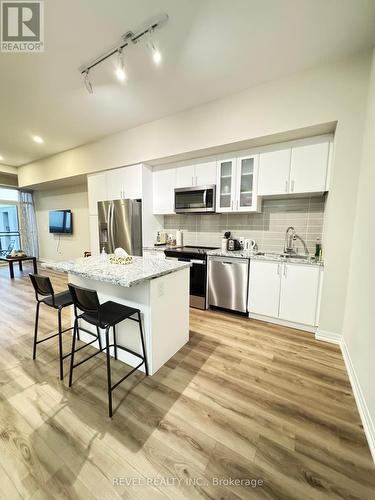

43,255,191,375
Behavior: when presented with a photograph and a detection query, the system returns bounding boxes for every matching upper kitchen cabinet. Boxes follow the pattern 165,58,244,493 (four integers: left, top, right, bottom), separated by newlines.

258,148,291,196
88,173,107,216
106,165,142,201
216,155,260,212
216,158,236,212
153,167,176,214
175,165,195,188
290,141,330,194
195,161,217,186
235,155,259,212
258,138,331,196
175,161,217,188
88,165,143,216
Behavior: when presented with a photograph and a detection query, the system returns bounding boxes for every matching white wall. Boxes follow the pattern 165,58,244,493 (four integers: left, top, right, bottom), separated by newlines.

34,183,90,260
342,47,375,461
18,51,372,336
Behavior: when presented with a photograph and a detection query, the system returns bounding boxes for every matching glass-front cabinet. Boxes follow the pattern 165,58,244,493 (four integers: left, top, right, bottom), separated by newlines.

216,155,260,213
235,155,259,212
216,158,236,212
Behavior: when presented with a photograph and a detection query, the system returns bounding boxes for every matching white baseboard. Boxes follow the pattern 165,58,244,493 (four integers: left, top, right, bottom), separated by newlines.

249,313,316,333
340,339,375,464
316,330,375,463
315,329,341,345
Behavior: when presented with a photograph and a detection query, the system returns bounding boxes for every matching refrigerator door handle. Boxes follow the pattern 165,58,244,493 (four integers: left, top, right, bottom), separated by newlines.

109,202,115,253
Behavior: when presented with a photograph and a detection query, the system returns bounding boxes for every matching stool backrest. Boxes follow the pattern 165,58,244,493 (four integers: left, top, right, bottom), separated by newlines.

29,274,54,303
68,283,100,316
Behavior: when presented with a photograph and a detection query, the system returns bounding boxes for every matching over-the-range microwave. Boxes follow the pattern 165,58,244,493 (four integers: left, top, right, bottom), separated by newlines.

174,185,216,213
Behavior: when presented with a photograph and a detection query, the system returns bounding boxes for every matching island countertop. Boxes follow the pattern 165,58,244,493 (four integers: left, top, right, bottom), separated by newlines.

42,255,191,288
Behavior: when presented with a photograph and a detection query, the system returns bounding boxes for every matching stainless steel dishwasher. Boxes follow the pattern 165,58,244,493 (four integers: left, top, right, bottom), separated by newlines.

208,256,249,313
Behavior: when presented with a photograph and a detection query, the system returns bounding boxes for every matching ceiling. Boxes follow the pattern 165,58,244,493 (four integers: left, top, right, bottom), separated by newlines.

1,0,375,167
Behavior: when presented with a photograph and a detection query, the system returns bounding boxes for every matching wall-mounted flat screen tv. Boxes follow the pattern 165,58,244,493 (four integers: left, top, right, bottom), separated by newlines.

49,210,73,234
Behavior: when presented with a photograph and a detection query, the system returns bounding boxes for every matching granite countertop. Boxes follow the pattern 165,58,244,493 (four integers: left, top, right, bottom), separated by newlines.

42,255,191,287
142,245,183,252
142,245,168,252
207,249,323,266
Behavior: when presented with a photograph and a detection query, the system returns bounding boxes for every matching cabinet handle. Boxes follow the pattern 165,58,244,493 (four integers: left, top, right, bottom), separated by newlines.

283,264,287,277
285,180,288,192
291,180,295,192
231,200,233,210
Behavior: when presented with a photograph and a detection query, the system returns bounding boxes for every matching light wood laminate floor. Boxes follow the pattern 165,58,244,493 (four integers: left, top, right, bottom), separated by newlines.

0,264,374,499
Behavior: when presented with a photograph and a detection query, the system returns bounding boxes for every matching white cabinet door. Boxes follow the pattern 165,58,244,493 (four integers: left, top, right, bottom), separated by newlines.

290,141,329,194
279,264,321,326
258,149,291,195
87,173,108,216
235,155,259,212
175,165,195,188
121,165,142,199
248,260,281,317
216,158,236,212
106,168,124,201
153,168,176,214
106,165,142,200
89,215,100,255
195,161,217,186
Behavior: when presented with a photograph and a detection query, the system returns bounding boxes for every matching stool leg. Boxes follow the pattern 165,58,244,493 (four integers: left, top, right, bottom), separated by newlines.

68,318,78,387
113,325,118,360
137,311,149,376
32,302,40,360
58,308,64,381
105,327,113,418
96,326,102,351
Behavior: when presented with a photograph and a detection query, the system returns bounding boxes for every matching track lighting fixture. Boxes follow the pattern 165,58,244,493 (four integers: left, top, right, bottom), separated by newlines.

79,13,168,94
83,70,93,94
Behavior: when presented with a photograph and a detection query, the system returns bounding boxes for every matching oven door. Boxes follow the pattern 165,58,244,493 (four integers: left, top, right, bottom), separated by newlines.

174,185,215,213
165,256,207,309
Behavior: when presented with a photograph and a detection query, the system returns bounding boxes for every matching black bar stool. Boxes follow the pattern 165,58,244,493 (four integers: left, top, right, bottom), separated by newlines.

29,274,74,380
68,283,148,418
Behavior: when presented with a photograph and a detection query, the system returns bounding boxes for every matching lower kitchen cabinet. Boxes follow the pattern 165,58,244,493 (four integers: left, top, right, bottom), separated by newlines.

248,260,322,327
248,260,281,317
279,263,321,326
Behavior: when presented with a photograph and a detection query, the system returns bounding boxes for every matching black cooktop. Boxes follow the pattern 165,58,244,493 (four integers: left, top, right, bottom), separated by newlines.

165,245,218,254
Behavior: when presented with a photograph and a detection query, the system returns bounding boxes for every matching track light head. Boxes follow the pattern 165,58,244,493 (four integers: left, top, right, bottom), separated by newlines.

147,30,162,65
83,70,93,94
115,49,127,82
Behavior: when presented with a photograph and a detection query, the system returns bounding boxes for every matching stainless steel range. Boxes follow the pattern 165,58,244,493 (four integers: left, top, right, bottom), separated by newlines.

164,246,219,309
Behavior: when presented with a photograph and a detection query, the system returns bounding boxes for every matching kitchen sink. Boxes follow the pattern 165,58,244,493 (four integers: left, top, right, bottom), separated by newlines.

255,251,312,261
280,253,310,260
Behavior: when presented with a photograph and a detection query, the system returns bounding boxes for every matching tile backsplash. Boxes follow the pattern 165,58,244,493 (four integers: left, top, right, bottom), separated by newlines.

163,196,326,254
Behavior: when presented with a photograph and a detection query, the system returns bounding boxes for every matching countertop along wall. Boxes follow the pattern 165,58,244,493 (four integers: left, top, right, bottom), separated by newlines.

17,50,372,337
34,183,90,260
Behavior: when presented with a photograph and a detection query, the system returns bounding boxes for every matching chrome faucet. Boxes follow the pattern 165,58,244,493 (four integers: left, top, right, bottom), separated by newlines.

284,226,295,254
284,226,309,255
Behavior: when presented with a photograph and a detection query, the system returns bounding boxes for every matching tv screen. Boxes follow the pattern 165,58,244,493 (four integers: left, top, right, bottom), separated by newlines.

49,210,73,234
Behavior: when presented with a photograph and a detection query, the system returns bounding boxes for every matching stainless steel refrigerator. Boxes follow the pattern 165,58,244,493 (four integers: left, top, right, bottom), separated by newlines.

97,199,142,256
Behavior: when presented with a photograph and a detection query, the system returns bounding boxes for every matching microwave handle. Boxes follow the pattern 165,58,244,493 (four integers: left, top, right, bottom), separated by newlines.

203,189,207,206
